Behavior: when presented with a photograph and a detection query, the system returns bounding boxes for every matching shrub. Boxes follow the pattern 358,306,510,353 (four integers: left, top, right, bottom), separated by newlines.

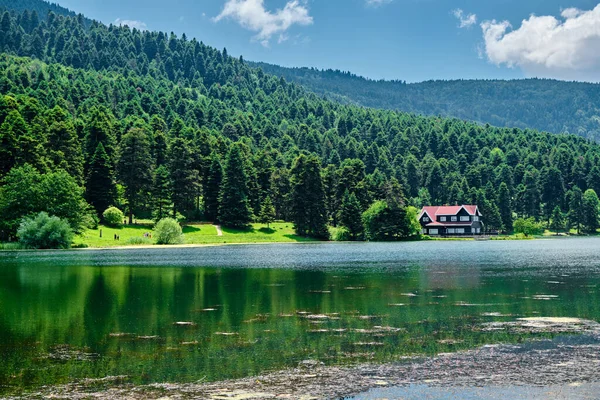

103,207,124,227
332,226,351,241
154,218,184,245
17,212,74,249
513,217,544,236
126,236,152,245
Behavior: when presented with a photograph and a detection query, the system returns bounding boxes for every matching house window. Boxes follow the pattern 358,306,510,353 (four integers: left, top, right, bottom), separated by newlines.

451,216,457,222
456,228,465,234
423,217,430,222
440,216,446,222
429,229,439,235
460,216,470,222
447,228,455,234
473,216,479,222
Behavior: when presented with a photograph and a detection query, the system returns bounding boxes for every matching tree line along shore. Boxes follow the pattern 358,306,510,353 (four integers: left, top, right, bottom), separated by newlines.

1,9,600,249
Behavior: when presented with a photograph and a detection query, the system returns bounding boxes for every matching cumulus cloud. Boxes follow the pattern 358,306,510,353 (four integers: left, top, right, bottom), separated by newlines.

481,4,600,81
214,0,313,46
453,9,477,28
114,18,148,31
366,0,393,7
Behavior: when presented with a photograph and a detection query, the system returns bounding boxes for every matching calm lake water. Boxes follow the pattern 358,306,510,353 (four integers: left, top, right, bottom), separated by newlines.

1,238,600,394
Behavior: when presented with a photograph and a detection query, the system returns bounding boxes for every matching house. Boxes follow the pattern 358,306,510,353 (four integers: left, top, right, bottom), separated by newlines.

419,205,484,236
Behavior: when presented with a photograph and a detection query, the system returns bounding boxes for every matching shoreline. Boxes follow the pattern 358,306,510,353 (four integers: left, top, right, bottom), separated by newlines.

8,330,600,399
1,234,587,252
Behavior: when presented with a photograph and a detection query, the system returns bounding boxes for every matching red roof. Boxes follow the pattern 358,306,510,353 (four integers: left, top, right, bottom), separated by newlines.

419,205,480,221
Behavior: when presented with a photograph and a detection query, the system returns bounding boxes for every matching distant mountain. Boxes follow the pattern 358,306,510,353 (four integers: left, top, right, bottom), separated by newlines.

0,0,76,19
252,62,600,141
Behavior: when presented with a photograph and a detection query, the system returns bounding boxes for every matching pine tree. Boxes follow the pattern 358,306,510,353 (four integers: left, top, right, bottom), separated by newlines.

218,143,253,229
338,190,363,240
152,165,171,222
168,138,199,218
86,143,117,216
117,128,153,223
550,205,566,234
290,154,329,239
498,182,513,233
568,186,584,234
258,196,276,229
204,153,223,222
523,167,541,219
582,189,600,234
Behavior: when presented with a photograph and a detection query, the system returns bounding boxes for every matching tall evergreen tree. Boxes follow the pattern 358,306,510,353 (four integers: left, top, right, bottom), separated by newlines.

218,143,253,229
498,182,513,233
338,189,363,240
258,196,276,229
582,189,600,234
204,153,223,222
117,128,153,223
152,165,171,222
567,186,584,234
168,137,199,218
550,206,566,234
290,154,329,239
85,143,117,216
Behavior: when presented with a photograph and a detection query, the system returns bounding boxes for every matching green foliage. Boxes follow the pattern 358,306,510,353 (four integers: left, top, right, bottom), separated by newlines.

332,226,351,241
338,190,363,240
204,153,223,222
362,199,417,241
117,128,153,223
513,217,544,237
219,143,253,229
17,211,73,249
0,164,90,239
582,189,600,233
152,165,172,222
0,6,599,244
255,62,600,140
290,154,329,239
86,143,117,216
154,218,184,245
102,207,124,227
258,196,276,228
549,206,566,234
125,236,152,245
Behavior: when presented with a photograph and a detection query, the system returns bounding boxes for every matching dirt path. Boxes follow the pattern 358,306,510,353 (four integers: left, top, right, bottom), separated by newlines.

13,331,600,400
214,225,223,236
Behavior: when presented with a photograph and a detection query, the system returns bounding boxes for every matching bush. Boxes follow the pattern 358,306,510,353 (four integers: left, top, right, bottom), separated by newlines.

17,212,74,249
103,207,124,227
513,217,544,236
126,236,152,245
332,226,351,241
154,218,184,245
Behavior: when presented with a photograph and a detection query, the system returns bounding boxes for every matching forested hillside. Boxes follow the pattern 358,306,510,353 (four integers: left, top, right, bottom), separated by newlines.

0,0,75,20
1,6,600,244
254,62,600,141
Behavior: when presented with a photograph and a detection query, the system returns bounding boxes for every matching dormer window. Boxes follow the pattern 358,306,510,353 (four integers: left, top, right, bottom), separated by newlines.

423,217,430,222
473,216,479,221
440,216,446,222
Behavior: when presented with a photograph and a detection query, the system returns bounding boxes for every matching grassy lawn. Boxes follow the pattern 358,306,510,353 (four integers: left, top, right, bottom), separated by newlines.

73,222,318,248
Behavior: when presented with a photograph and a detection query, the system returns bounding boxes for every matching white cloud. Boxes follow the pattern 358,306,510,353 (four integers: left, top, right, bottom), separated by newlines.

366,0,393,7
114,18,148,31
481,4,600,81
214,0,313,46
453,9,477,28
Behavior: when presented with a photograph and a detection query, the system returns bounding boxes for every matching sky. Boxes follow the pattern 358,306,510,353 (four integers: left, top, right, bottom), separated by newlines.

55,0,600,83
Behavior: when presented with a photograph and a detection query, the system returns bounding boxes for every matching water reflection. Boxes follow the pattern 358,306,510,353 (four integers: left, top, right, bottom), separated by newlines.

1,239,600,394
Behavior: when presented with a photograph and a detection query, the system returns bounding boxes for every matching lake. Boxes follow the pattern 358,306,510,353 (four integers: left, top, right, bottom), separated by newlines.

1,238,600,395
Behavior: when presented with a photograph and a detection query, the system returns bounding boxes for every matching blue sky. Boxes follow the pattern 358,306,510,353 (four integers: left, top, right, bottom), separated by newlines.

56,0,600,82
